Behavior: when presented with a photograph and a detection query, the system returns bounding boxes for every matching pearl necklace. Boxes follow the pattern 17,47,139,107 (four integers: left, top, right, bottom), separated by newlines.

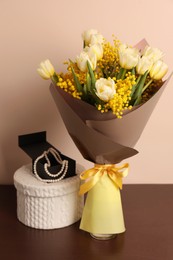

33,148,68,183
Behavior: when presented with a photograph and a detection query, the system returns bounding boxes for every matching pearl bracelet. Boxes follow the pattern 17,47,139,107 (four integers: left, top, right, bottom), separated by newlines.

33,148,68,183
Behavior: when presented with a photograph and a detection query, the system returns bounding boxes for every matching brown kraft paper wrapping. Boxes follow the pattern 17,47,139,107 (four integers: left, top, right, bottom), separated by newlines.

50,71,172,164
49,39,172,164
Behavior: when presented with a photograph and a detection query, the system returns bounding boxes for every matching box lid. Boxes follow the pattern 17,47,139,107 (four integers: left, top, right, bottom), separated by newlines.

18,131,76,180
14,164,83,197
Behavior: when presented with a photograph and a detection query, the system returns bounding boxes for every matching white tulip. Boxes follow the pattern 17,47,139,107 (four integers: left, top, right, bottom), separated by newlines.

37,59,55,79
142,46,164,63
118,44,140,69
88,51,97,71
76,51,89,72
82,29,98,46
149,60,168,80
90,34,104,45
88,43,103,60
95,78,116,102
136,56,153,75
82,29,104,46
118,44,127,52
76,51,97,72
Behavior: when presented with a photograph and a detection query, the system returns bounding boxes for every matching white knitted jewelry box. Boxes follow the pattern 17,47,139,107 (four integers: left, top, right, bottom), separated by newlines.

14,164,84,229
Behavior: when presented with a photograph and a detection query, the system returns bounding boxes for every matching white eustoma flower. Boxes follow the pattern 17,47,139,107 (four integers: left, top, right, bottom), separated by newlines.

142,46,164,63
37,59,55,79
118,44,140,69
76,50,97,72
88,43,103,60
95,78,116,102
136,56,153,75
149,60,168,80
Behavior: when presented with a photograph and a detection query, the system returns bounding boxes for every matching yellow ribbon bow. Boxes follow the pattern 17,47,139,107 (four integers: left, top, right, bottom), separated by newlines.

79,163,129,195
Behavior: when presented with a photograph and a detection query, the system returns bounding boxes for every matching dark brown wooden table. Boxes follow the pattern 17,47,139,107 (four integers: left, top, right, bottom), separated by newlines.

0,185,173,260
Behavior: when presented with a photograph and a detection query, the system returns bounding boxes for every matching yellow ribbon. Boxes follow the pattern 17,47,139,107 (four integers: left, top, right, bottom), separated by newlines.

79,163,129,195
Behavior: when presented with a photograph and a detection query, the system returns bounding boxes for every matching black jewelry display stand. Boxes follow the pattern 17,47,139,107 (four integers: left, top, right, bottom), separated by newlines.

18,131,76,180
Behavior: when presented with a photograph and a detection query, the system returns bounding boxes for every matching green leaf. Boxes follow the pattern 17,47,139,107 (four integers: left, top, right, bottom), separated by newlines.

130,75,142,99
69,59,73,63
86,73,91,92
85,66,103,105
133,71,148,106
117,68,126,80
71,67,83,93
87,61,96,91
83,84,87,97
51,72,59,84
131,67,136,75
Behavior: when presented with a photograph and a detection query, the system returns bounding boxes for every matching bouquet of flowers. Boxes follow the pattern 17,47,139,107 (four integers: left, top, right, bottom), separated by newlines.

37,29,171,238
38,29,168,116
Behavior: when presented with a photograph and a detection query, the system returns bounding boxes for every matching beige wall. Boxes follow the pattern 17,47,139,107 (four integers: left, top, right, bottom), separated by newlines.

0,0,173,184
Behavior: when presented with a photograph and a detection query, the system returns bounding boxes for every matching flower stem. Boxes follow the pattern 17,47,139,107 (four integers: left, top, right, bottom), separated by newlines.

117,68,126,80
142,79,153,93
